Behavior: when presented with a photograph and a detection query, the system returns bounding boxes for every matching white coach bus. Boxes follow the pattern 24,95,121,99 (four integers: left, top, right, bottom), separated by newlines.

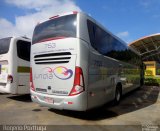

0,37,31,94
30,11,144,111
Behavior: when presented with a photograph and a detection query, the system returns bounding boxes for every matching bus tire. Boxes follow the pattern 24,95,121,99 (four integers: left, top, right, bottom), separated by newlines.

114,85,122,105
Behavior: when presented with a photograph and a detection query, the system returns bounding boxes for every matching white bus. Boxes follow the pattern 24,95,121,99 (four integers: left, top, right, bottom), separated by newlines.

0,36,31,94
30,11,144,111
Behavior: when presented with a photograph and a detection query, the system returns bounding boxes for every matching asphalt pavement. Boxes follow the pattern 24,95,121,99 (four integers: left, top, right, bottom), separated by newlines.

0,86,160,131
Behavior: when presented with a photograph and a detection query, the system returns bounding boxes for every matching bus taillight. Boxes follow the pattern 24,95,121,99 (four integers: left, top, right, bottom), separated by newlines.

7,75,13,83
30,68,35,91
69,67,85,96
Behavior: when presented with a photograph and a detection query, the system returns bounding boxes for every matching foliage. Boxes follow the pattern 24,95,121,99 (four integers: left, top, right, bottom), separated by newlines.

157,69,160,75
145,70,153,76
144,77,160,86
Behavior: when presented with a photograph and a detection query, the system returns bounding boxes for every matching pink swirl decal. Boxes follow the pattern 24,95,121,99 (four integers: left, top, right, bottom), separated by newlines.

43,66,73,80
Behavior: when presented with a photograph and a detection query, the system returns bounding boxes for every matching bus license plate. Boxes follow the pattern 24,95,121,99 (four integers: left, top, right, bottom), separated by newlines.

44,97,54,104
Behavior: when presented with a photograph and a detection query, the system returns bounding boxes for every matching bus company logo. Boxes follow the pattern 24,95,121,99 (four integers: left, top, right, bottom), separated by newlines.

45,66,73,80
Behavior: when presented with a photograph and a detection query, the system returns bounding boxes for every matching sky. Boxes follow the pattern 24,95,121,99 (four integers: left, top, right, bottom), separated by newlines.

0,0,160,44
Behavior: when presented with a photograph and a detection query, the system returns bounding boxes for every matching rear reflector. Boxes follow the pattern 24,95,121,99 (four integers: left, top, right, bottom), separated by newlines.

68,102,73,104
69,67,85,96
30,68,35,91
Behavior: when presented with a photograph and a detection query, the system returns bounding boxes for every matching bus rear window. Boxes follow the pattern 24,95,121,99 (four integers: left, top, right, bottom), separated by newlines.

0,37,11,54
32,14,77,44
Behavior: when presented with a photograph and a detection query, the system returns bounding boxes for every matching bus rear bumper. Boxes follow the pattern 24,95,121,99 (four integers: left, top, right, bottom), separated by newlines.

0,84,11,93
0,83,18,94
30,90,87,111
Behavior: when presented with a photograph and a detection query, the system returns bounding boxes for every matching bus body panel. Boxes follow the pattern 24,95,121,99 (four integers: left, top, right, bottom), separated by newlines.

31,38,89,110
0,61,8,83
121,64,141,95
17,59,30,94
31,38,78,96
88,50,107,109
15,38,31,94
87,52,118,109
0,37,31,94
0,38,17,94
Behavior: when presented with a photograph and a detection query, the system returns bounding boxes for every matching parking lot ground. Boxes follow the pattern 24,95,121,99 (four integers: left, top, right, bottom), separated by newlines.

0,86,160,130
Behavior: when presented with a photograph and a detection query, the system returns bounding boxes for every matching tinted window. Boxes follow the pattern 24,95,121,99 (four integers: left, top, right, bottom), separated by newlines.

17,40,31,61
87,20,141,65
87,20,96,49
32,14,77,44
0,37,11,54
87,20,127,55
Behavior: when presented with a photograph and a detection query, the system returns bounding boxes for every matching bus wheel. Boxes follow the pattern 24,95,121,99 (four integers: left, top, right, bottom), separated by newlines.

114,86,122,105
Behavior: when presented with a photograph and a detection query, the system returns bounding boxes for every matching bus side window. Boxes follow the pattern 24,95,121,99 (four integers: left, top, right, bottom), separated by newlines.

17,40,31,61
87,20,97,51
